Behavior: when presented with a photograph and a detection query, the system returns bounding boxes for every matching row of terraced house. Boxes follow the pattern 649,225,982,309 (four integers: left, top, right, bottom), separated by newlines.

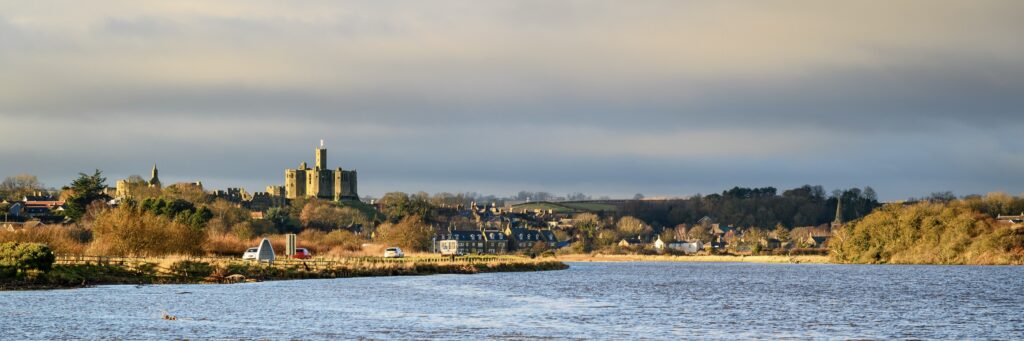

431,227,560,255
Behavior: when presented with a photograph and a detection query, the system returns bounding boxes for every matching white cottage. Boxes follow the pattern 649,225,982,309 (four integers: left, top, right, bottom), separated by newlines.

668,240,703,254
653,236,666,250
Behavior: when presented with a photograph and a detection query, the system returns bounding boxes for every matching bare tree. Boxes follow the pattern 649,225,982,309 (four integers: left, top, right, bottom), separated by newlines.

0,174,46,199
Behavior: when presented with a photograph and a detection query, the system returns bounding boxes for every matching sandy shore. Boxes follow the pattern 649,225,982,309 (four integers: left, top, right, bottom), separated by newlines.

555,254,830,264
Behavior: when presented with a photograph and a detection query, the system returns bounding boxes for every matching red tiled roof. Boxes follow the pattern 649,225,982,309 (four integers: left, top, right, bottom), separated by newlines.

24,201,65,208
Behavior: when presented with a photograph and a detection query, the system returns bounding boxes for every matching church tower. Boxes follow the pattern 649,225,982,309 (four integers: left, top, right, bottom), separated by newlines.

148,164,162,188
831,196,843,229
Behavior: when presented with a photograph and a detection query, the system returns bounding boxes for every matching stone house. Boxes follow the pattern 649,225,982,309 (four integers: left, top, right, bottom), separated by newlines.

481,229,508,254
434,229,508,255
504,227,557,251
618,237,644,247
760,238,782,250
806,235,829,248
440,230,485,255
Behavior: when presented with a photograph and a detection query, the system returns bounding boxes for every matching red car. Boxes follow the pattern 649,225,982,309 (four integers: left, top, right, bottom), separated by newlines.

291,248,313,259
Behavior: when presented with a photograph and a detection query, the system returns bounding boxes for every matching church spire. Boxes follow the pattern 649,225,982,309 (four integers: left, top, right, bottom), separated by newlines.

149,164,161,188
833,196,843,225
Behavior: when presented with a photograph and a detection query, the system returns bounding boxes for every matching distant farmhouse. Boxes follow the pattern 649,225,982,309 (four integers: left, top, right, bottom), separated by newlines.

283,141,358,201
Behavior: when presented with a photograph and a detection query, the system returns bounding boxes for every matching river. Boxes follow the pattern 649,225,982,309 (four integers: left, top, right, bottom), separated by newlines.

1,262,1022,340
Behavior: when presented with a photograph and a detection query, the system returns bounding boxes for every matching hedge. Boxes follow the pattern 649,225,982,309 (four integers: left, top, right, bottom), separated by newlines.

0,242,56,277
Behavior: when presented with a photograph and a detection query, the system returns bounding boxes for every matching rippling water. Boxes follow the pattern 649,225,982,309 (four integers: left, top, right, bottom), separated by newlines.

2,262,1023,340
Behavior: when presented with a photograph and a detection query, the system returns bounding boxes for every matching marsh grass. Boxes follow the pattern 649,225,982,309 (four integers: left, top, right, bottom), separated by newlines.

555,254,829,264
3,255,567,289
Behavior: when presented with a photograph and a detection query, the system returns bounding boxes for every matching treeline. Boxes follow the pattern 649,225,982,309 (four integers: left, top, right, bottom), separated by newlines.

0,174,51,201
620,185,880,228
831,194,1024,265
0,171,442,257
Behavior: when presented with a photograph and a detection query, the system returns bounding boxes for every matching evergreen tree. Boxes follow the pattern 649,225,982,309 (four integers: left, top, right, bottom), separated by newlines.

64,170,110,221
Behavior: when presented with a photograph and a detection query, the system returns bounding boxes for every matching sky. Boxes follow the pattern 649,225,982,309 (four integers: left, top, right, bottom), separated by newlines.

1,1,1022,201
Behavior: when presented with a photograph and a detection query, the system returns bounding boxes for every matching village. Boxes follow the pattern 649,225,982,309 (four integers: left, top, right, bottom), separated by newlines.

1,185,845,258
4,145,1022,261
0,145,851,259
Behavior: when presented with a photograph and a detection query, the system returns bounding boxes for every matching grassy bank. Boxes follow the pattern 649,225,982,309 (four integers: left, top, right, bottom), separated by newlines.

0,256,568,290
556,254,830,264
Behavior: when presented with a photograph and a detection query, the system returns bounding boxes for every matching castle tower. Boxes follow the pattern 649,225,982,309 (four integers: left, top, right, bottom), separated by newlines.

148,164,162,188
307,142,334,199
285,167,306,199
315,140,327,170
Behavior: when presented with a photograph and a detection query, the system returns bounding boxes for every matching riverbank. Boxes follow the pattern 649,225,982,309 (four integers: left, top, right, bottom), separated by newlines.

556,254,830,264
0,256,568,290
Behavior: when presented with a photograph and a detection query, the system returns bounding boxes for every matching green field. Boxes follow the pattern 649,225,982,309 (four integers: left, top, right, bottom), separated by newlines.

510,201,618,213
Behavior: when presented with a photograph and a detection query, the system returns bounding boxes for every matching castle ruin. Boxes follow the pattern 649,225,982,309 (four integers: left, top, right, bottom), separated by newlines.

283,142,358,201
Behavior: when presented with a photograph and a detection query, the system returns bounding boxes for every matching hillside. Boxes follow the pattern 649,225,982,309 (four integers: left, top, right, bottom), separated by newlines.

510,201,618,214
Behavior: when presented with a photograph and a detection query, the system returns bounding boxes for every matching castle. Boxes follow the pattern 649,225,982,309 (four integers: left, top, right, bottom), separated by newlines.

283,142,358,201
114,164,164,198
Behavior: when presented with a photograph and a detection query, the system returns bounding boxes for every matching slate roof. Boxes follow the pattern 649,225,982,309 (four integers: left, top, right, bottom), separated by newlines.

508,228,544,241
711,224,734,235
619,238,644,245
446,230,484,241
482,230,507,241
538,230,558,242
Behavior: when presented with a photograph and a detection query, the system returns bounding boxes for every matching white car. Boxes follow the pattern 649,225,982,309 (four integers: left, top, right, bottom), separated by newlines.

242,247,259,260
383,247,404,258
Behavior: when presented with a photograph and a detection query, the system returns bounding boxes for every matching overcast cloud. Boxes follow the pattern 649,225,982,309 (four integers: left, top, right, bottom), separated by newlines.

1,1,1022,200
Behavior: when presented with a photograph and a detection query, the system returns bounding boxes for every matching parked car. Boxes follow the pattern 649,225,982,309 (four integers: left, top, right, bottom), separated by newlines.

292,248,312,259
383,247,404,258
242,247,259,260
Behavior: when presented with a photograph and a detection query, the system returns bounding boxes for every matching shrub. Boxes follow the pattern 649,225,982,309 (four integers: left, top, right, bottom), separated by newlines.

831,201,1024,264
168,260,213,280
0,225,91,254
203,233,252,256
298,229,364,254
751,243,762,255
556,241,586,255
300,199,370,230
90,206,206,256
374,216,433,252
0,242,56,276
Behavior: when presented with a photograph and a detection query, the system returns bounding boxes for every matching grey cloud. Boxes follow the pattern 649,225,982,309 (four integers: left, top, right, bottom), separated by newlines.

1,1,1023,200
